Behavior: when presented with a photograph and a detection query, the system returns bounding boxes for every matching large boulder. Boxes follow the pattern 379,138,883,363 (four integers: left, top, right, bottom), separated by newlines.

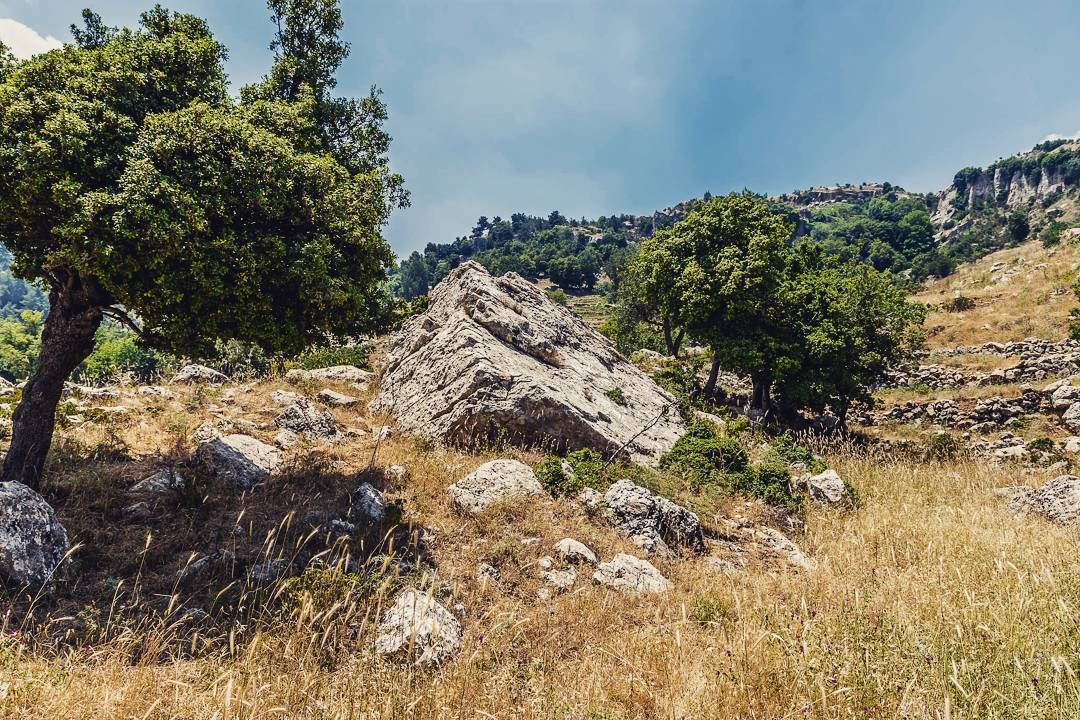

371,262,686,464
0,482,69,587
448,459,546,514
196,434,282,489
286,365,373,385
601,479,702,555
1006,475,1080,524
374,589,462,665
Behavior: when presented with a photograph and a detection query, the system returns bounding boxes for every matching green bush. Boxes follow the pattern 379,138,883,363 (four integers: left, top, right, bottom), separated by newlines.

79,325,166,384
296,343,371,370
727,461,802,514
535,448,606,496
941,295,975,313
660,422,749,482
767,432,825,472
605,387,627,406
547,288,568,306
926,432,962,460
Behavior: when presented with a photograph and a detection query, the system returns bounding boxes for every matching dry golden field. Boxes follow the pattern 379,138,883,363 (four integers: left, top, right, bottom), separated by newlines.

1,378,1077,720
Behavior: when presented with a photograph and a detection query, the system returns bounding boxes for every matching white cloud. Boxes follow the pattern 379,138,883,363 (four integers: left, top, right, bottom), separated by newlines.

1041,131,1080,142
0,17,62,59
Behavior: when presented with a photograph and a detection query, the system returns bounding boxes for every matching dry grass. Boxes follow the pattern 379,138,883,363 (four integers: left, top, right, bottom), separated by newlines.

915,240,1080,349
0,382,1077,719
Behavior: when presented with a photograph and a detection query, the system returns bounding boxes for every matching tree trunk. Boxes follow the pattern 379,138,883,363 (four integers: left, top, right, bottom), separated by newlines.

3,289,104,489
750,372,772,418
702,353,722,398
662,318,684,358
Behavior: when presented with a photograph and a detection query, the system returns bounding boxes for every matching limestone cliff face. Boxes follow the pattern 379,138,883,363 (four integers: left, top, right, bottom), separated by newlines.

932,142,1080,226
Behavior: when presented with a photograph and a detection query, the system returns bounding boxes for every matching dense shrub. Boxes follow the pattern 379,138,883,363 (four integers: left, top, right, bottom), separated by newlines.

78,326,166,384
535,448,606,496
296,343,371,370
728,462,802,514
767,432,826,474
926,432,962,460
660,422,749,481
942,295,976,313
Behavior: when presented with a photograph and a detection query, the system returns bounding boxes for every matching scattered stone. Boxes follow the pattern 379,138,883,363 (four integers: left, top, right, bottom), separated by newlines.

578,487,603,513
374,589,462,665
0,483,69,589
247,558,289,585
552,538,598,565
352,482,389,524
1063,403,1080,431
192,422,223,443
121,501,153,522
130,468,184,495
537,555,554,571
270,390,304,406
274,397,339,441
385,465,409,483
448,459,547,514
752,527,816,571
804,469,851,505
318,389,359,407
477,562,500,584
1005,475,1080,524
376,425,393,442
137,385,174,399
370,261,687,465
592,554,671,594
542,567,577,593
172,364,228,385
67,384,120,400
601,479,702,555
196,434,282,489
1064,437,1080,454
274,429,299,449
177,549,235,583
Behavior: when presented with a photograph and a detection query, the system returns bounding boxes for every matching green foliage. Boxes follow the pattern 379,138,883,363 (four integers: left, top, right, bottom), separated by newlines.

0,2,404,359
942,295,975,312
547,288,568,306
534,448,606,496
660,423,749,482
766,432,827,474
728,461,802,514
1039,221,1068,248
78,325,165,384
926,432,962,460
0,310,42,380
296,343,370,370
604,386,626,406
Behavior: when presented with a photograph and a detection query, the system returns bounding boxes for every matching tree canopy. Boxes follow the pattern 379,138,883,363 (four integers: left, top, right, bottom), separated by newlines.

0,2,405,488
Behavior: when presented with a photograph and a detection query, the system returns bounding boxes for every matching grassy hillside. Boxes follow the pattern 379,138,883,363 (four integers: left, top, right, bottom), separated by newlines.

4,378,1078,719
914,239,1080,348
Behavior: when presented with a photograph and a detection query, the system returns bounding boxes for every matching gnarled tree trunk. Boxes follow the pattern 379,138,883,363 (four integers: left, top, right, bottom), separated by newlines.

3,271,109,489
749,372,773,420
662,317,684,358
702,352,722,398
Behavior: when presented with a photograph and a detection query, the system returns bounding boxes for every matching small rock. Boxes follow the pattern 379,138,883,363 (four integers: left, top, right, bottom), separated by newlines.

247,558,289,585
121,501,153,521
130,468,184,495
752,527,816,571
542,567,577,593
286,365,373,384
374,589,462,665
172,364,228,385
448,459,547,514
274,429,299,449
578,487,603,513
804,469,851,505
352,482,389,524
477,562,500,584
592,553,671,593
601,479,702,555
552,538,598,565
537,555,554,571
376,425,393,442
274,398,339,441
270,390,304,406
137,385,174,399
318,389,359,407
177,549,235,583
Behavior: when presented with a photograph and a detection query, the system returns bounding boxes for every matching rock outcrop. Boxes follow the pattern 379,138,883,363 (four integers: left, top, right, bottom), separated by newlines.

196,434,282,489
1004,475,1080,524
374,589,462,665
601,479,702,555
448,459,546,514
371,262,686,464
274,397,339,441
0,482,69,587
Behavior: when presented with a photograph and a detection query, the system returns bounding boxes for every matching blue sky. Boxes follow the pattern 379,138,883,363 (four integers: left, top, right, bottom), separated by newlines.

2,0,1079,256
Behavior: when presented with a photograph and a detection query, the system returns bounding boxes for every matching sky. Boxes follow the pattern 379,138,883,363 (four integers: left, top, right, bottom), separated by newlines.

2,0,1080,257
